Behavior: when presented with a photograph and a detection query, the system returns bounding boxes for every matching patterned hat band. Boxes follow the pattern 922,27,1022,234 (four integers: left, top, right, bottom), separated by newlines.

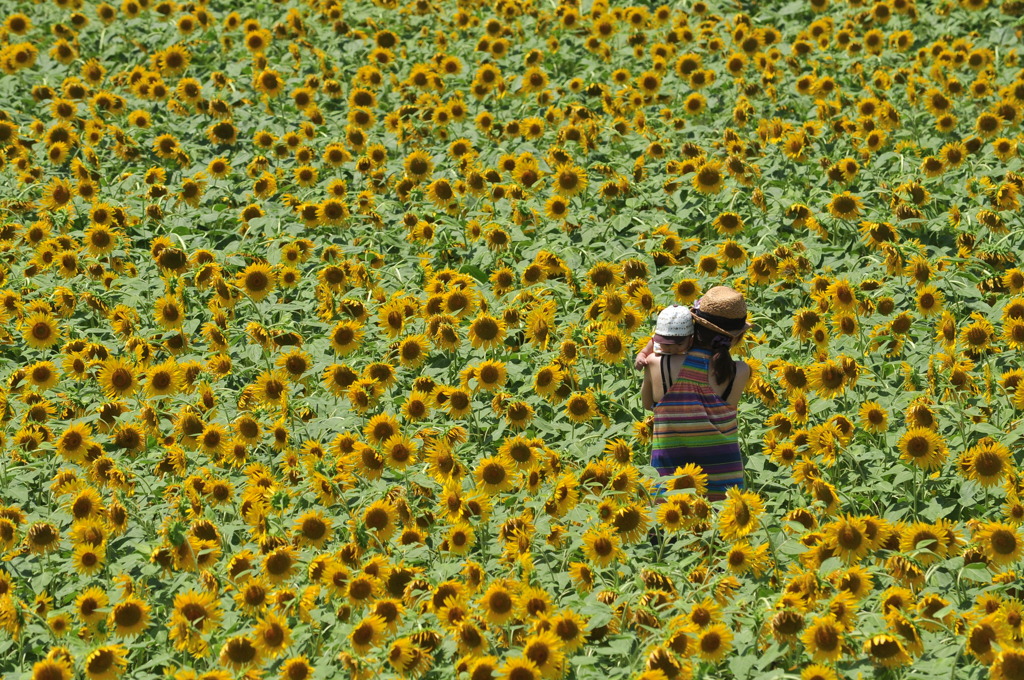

692,307,747,332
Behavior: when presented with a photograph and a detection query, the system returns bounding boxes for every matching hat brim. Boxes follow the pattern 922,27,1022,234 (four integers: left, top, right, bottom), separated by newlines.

653,333,690,345
692,316,754,338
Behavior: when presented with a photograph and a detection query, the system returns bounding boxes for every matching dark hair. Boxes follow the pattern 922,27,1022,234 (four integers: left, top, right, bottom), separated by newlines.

691,324,737,385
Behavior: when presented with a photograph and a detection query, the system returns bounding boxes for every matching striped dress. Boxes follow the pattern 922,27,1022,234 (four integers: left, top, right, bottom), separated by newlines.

651,347,744,501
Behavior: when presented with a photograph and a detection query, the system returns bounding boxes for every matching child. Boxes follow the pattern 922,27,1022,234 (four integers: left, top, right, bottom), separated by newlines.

634,305,694,370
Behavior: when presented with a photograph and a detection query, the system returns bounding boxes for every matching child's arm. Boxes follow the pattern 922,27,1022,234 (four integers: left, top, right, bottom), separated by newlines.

641,357,655,411
634,337,655,370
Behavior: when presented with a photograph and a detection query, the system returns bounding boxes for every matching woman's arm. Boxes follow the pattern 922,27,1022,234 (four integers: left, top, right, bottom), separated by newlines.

724,361,751,409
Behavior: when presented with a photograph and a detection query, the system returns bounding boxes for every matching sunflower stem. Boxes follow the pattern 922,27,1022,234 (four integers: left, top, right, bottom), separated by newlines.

951,387,971,453
947,639,964,680
759,516,782,584
913,465,921,521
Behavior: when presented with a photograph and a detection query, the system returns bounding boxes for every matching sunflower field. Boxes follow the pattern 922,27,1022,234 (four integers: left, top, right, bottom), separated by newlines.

3,0,1024,678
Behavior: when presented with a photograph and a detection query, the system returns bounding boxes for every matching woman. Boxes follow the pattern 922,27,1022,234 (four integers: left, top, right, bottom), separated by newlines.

640,286,752,502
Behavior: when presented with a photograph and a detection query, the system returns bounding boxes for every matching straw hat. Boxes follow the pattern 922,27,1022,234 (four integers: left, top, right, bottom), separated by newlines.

691,286,753,338
653,305,693,344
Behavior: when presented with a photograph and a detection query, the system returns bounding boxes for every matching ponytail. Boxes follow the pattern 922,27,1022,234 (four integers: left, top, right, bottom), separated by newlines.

693,325,735,385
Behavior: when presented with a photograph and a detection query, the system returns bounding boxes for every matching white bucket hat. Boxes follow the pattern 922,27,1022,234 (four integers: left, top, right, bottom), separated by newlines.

653,305,693,344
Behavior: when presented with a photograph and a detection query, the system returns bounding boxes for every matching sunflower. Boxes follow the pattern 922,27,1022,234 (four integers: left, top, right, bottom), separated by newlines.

25,360,59,391
42,177,75,211
822,515,871,564
858,401,888,433
712,212,744,235
0,517,16,551
219,636,261,670
468,313,506,349
379,433,415,470
76,587,109,626
544,194,570,220
696,623,733,663
253,611,292,658
990,649,1024,680
965,614,1003,663
293,511,332,549
387,639,419,674
22,312,61,350
108,597,150,638
441,387,471,419
79,219,117,255
670,279,702,306
827,192,863,220
168,589,222,653
806,360,846,399
479,581,517,625
683,92,707,115
725,541,770,575
360,414,398,448
718,487,765,540
551,163,588,197
250,371,290,410
564,391,597,423
272,349,310,383
665,463,709,496
398,391,430,422
594,330,628,364
253,68,284,97
474,456,514,494
391,336,427,369
859,221,897,249
767,609,805,645
960,313,995,352
905,399,938,430
474,359,507,392
237,263,277,302
897,427,947,471
79,644,129,680
993,137,1018,161
425,178,455,208
498,657,542,680
97,358,138,399
72,542,106,576
521,630,565,679
692,161,724,194
899,522,947,564
1004,318,1024,350
263,545,298,584
403,150,434,182
801,614,845,663
973,521,1023,566
349,615,387,655
31,659,72,680
151,294,185,330
23,520,60,556
581,525,621,568
863,634,912,668
959,438,1011,487
362,500,396,541
329,320,364,356
1005,271,1024,295
445,524,475,556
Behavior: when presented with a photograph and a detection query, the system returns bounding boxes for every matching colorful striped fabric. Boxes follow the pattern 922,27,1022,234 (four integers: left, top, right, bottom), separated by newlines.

651,347,745,502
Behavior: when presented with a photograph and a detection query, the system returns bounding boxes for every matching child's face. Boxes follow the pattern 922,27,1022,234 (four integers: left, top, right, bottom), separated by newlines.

655,336,693,353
